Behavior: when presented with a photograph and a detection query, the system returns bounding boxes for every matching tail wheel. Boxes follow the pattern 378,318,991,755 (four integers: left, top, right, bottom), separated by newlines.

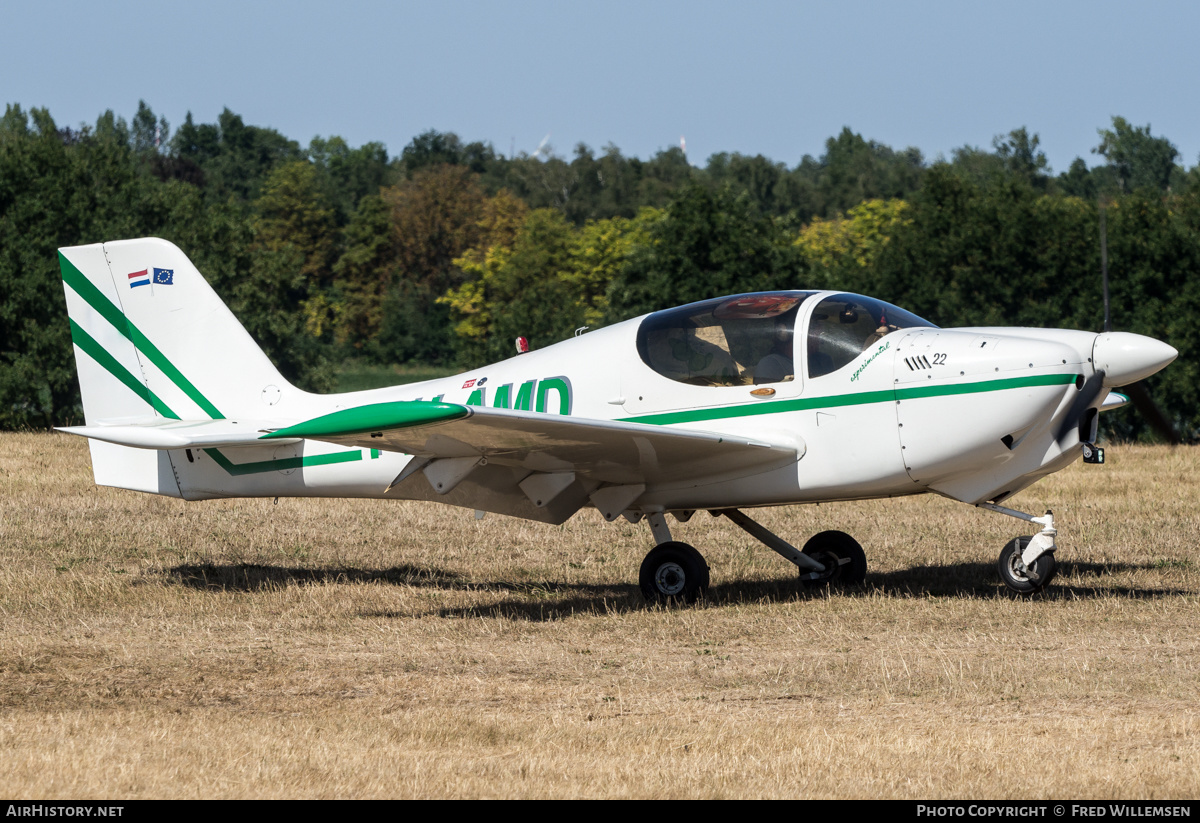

997,536,1057,594
801,530,867,587
639,542,709,604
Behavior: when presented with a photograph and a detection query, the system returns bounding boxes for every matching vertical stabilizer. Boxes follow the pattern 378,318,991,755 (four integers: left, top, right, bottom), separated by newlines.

58,237,302,497
60,237,296,423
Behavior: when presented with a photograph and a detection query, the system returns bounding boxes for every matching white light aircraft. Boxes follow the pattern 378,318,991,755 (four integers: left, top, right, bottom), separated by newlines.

57,238,1178,600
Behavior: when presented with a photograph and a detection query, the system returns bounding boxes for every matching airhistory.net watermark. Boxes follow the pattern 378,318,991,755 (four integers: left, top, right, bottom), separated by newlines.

6,808,123,818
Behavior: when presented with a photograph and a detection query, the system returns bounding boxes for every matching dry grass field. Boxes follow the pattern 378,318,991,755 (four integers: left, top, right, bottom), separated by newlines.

1,433,1198,799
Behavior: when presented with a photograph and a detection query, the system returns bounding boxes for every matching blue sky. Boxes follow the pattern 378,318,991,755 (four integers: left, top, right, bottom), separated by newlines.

4,0,1198,174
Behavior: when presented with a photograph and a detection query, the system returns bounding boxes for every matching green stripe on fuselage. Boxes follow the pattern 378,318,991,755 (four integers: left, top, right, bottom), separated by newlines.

619,373,1079,426
202,447,376,476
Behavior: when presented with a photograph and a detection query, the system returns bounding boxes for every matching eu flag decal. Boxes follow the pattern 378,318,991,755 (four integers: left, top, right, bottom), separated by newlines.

153,268,174,285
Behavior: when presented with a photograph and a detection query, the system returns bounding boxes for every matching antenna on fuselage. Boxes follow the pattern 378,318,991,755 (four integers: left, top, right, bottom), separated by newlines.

1100,199,1111,333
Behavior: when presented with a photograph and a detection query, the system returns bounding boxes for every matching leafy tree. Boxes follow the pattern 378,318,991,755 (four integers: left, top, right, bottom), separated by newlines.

1058,157,1097,199
401,129,466,171
947,144,1007,186
634,147,697,209
307,135,394,224
130,99,169,157
552,143,643,223
993,127,1050,187
331,194,394,348
0,106,82,427
1093,116,1180,193
442,208,576,365
218,160,341,389
441,205,657,365
789,128,925,220
254,160,337,282
705,152,789,215
604,183,800,322
384,164,489,293
171,108,303,201
93,109,130,146
872,165,1098,330
372,191,527,365
400,129,497,178
2,101,1199,437
238,246,335,391
494,145,583,217
794,199,912,291
1098,191,1200,439
0,105,176,426
488,143,695,225
947,128,1051,192
564,209,658,327
373,170,524,365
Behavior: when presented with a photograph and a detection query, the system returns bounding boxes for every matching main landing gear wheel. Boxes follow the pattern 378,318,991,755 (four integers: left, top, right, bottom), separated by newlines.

639,542,710,604
997,536,1057,594
800,530,867,588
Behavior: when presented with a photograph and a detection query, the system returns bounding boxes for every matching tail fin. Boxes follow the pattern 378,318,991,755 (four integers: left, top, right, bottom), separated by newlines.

59,238,298,496
60,237,294,425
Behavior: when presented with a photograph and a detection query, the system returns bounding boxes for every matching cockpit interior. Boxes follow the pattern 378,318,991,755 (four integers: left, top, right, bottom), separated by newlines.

636,291,936,387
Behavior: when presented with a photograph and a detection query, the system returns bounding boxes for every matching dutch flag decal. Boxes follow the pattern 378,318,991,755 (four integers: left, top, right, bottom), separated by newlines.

128,269,150,288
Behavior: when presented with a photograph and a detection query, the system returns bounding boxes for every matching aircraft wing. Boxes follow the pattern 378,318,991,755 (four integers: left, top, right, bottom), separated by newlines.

261,401,801,523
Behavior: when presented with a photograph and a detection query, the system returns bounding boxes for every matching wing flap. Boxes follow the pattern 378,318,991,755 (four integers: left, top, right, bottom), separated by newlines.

385,461,591,525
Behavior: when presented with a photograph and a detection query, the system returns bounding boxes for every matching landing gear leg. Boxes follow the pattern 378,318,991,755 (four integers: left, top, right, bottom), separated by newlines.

719,509,866,587
978,503,1059,594
638,513,710,604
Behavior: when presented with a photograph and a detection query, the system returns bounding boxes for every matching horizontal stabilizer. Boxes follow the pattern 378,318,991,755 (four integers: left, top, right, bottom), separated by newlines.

58,418,300,450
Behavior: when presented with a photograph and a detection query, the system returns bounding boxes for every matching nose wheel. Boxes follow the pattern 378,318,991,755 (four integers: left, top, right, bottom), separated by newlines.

997,536,1058,594
979,504,1060,594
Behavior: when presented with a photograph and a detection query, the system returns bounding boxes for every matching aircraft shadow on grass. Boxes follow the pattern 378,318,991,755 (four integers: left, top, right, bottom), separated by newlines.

169,561,484,591
166,559,1192,622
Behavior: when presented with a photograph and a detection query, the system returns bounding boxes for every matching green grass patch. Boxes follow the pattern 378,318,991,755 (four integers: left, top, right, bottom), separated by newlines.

335,360,460,393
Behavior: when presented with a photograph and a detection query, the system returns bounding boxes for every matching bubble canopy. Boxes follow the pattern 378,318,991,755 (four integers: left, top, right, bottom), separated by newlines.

635,291,936,386
806,294,936,378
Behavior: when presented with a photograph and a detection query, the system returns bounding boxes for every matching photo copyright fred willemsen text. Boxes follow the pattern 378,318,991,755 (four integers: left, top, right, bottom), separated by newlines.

917,807,1192,819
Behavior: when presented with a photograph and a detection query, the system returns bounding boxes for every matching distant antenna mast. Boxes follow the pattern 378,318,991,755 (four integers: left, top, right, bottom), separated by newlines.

680,135,687,160
1100,200,1111,332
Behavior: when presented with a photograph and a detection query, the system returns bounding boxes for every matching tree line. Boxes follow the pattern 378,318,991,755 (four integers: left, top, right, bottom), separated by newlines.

1,102,1196,440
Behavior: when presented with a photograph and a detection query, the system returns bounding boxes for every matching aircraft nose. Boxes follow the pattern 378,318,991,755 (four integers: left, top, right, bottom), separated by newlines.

1093,332,1178,387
